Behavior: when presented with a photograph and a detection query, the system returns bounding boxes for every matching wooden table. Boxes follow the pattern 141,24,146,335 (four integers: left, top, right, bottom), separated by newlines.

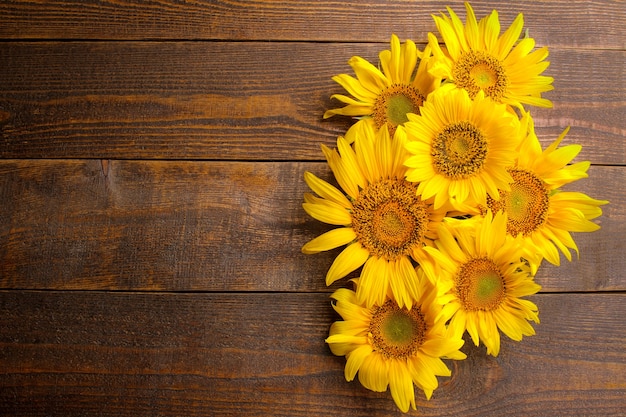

1,1,624,416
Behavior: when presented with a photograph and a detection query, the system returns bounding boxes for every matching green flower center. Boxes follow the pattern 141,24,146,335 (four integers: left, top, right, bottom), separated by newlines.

432,121,488,179
352,178,429,260
369,299,426,359
373,84,425,136
487,169,550,236
453,51,509,101
456,257,505,311
387,94,415,125
471,63,498,89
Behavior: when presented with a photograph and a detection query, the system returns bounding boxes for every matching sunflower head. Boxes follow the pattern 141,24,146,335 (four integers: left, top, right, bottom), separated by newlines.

324,34,440,137
404,87,521,210
483,112,609,265
432,210,541,356
302,125,449,309
428,2,554,110
326,277,466,412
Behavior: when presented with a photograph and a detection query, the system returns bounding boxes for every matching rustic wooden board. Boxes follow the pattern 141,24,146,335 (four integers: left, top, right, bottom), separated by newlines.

0,0,624,49
1,0,624,415
0,42,624,162
0,40,347,160
1,291,624,417
0,160,621,292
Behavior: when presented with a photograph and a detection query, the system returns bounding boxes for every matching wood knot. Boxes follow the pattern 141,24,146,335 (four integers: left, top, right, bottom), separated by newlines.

0,110,11,124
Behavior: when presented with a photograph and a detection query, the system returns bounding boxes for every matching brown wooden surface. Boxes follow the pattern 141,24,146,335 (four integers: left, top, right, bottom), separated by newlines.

1,291,625,417
0,160,622,293
1,1,625,416
0,1,624,48
0,43,623,162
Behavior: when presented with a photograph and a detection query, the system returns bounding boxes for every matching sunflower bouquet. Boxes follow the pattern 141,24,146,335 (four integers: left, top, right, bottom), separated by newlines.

302,2,607,413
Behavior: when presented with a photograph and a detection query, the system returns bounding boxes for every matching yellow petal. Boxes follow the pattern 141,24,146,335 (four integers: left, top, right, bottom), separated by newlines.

464,2,479,49
358,256,389,308
345,344,373,381
323,103,372,118
331,73,378,101
321,144,360,200
325,333,367,346
302,227,356,254
302,201,351,226
548,207,600,232
497,13,523,59
389,360,416,412
358,354,389,392
420,335,464,359
326,243,370,285
304,171,351,208
408,355,438,396
349,56,388,93
337,135,367,190
482,9,500,52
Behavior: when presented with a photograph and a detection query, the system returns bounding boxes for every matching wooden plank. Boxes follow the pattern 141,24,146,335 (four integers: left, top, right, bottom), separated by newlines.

0,290,624,416
0,0,623,48
0,42,624,162
0,160,622,292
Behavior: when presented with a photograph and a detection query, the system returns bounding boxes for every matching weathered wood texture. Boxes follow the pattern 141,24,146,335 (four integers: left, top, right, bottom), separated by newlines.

1,0,624,48
1,291,625,417
0,160,621,292
0,0,624,416
0,42,624,162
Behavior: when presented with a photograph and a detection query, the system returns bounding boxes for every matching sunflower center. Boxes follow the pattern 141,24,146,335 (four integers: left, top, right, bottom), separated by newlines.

352,178,428,260
456,257,505,311
471,63,498,89
453,51,509,101
432,121,488,179
373,84,425,136
487,169,550,236
369,299,426,359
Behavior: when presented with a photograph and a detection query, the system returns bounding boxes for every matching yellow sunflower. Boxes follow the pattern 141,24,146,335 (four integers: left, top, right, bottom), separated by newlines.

326,277,466,413
428,2,553,110
302,123,449,308
404,87,521,210
431,210,541,356
484,113,609,265
324,34,440,138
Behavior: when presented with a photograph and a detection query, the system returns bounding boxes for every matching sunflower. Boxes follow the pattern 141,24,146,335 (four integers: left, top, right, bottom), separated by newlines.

302,123,449,308
326,277,466,413
324,34,440,138
431,210,541,356
428,2,553,111
403,87,521,210
484,113,608,266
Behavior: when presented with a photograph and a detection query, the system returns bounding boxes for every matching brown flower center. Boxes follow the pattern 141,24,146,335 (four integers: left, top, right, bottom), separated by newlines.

369,299,426,359
372,84,425,136
487,169,550,236
432,121,488,179
453,50,509,101
456,257,506,311
351,178,429,260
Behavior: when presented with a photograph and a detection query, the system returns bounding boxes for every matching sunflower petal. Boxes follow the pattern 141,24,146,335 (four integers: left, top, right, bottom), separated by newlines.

302,200,351,226
304,171,351,208
302,227,356,254
389,360,416,412
344,344,373,381
326,243,370,286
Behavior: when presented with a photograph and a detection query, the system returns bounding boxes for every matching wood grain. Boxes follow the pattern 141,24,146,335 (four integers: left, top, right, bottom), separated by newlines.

0,291,624,417
0,0,624,415
0,0,624,49
0,160,621,292
0,42,623,162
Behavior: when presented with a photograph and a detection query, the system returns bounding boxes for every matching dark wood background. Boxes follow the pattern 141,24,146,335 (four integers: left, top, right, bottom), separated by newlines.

1,1,624,416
